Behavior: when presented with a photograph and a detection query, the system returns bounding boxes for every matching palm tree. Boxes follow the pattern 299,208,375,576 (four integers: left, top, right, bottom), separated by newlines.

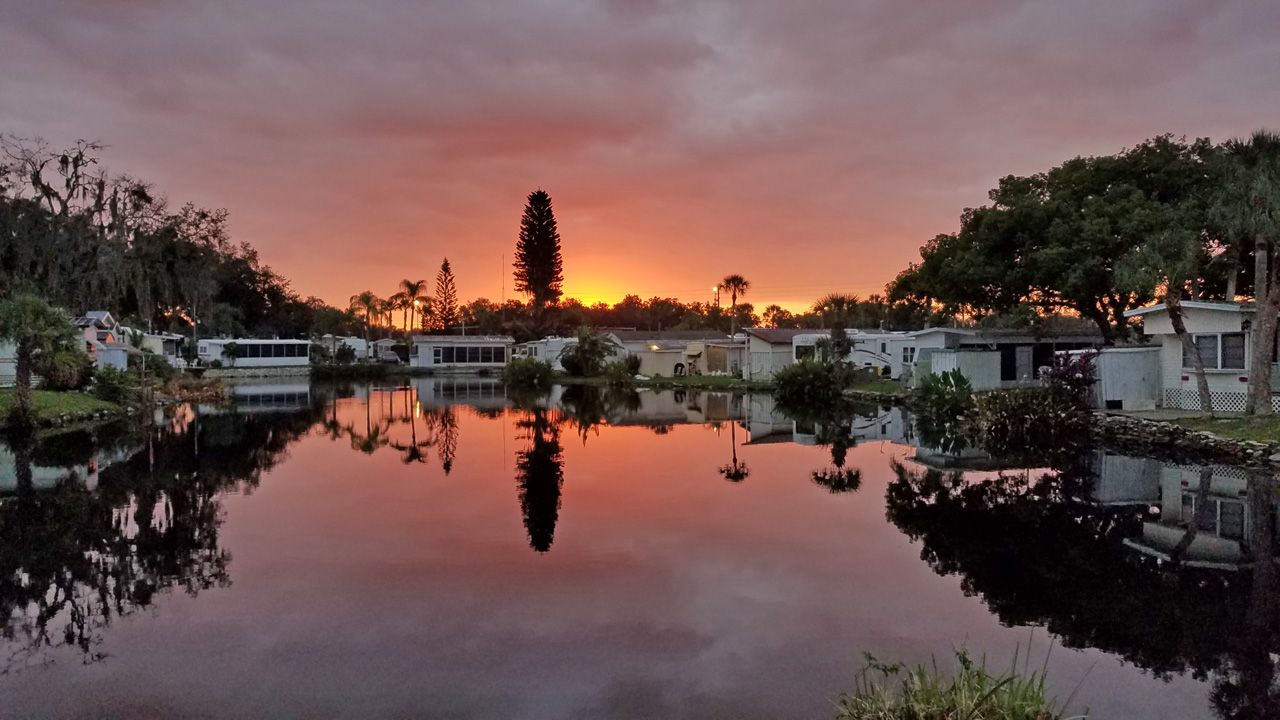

812,292,860,329
0,295,78,426
398,278,429,334
721,274,751,338
1215,130,1280,415
718,422,749,482
348,291,379,349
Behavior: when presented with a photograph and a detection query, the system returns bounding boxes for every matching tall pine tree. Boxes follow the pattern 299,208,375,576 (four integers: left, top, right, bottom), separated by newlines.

435,257,459,332
513,189,564,309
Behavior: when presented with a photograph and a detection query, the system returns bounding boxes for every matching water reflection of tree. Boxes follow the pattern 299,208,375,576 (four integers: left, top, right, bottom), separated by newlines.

718,422,749,482
514,408,565,552
559,384,640,444
423,406,459,474
780,397,873,494
884,459,1280,718
0,405,322,673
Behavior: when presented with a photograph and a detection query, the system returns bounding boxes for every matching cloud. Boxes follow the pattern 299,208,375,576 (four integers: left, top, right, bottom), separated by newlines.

2,0,1278,308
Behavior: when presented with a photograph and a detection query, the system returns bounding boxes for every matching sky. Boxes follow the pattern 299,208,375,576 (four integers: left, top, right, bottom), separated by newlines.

2,1,1279,312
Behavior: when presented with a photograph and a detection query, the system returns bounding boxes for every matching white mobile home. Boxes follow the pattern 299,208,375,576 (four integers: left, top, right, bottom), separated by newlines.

606,330,732,377
743,328,810,381
513,337,577,371
410,335,512,371
1124,302,1263,412
198,338,313,368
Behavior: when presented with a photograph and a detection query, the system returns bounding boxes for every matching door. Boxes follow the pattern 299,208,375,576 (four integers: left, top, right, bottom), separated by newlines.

1015,345,1034,382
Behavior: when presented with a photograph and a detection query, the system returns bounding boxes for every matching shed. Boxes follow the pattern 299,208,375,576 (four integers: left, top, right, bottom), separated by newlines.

1062,346,1160,410
927,349,1001,391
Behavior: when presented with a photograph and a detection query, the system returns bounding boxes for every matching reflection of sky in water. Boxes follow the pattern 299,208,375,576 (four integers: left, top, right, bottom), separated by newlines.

0,384,1233,718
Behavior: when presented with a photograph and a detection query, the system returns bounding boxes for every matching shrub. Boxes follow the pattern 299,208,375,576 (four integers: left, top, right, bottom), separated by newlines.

36,348,93,391
622,354,642,376
334,344,357,365
557,328,622,378
972,387,1090,463
1042,352,1097,410
912,369,974,422
309,343,333,364
835,647,1079,720
774,359,844,406
130,351,176,382
504,357,553,390
92,366,135,404
602,360,635,387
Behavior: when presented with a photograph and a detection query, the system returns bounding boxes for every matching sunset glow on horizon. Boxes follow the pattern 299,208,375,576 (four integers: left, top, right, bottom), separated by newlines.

3,2,1277,312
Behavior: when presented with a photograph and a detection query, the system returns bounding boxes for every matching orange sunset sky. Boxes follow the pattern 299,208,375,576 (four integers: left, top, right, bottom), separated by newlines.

3,2,1278,312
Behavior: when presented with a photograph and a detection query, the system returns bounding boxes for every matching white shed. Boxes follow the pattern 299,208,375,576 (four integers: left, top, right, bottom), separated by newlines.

1062,346,1160,410
926,349,1002,391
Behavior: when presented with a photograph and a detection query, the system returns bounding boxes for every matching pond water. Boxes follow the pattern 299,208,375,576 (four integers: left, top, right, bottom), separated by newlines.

0,379,1276,719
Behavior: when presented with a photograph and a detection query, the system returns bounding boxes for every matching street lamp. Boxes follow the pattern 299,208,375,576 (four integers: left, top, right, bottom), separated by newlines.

712,285,720,308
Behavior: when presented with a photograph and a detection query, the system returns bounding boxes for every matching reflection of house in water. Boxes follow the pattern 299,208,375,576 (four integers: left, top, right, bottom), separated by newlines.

607,389,741,427
740,393,911,446
0,440,144,494
201,382,312,414
412,377,509,412
1098,459,1270,570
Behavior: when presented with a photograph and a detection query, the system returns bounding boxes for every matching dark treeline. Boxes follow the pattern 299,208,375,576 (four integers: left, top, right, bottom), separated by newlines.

0,136,356,339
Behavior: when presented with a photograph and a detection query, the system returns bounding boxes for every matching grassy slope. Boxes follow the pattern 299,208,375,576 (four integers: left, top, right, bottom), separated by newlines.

1172,415,1280,443
848,377,905,395
0,389,119,423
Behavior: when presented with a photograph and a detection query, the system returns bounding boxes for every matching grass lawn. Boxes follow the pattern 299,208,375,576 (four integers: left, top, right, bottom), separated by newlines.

848,377,905,395
0,389,119,425
640,374,765,389
1172,415,1280,443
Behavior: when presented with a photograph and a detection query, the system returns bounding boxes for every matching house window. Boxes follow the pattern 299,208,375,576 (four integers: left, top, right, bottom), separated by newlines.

1183,333,1246,370
795,345,816,361
902,346,916,364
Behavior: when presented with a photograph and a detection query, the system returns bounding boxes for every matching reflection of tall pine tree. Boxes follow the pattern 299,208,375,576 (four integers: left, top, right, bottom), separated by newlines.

515,409,565,552
429,407,459,475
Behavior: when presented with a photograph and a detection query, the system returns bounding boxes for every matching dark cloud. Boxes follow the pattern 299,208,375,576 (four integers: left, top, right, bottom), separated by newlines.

2,0,1277,307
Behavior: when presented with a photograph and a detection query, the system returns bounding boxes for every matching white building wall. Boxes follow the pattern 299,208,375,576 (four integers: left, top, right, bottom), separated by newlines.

927,349,1001,391
198,339,313,368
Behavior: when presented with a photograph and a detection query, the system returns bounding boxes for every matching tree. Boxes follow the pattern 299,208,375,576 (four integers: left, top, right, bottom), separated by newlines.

761,304,796,329
557,327,622,378
397,278,427,334
1215,131,1280,415
434,260,459,332
0,295,79,426
513,189,564,310
348,291,379,348
721,274,750,338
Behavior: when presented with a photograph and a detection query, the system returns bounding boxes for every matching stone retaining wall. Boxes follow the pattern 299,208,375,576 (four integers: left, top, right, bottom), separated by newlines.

205,366,310,379
1093,412,1280,468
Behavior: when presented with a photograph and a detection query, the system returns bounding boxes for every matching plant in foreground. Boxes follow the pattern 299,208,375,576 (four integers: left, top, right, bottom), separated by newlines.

834,647,1086,720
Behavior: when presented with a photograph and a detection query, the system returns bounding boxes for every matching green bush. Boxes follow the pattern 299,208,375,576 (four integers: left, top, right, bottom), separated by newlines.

36,348,94,391
503,357,553,390
835,648,1079,720
774,359,844,406
557,328,622,378
92,366,135,404
334,344,357,365
309,343,333,364
602,360,635,387
622,354,642,376
973,387,1090,463
130,351,176,382
913,370,974,422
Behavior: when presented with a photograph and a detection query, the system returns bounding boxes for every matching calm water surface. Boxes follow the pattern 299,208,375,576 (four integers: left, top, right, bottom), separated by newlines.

0,379,1273,719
